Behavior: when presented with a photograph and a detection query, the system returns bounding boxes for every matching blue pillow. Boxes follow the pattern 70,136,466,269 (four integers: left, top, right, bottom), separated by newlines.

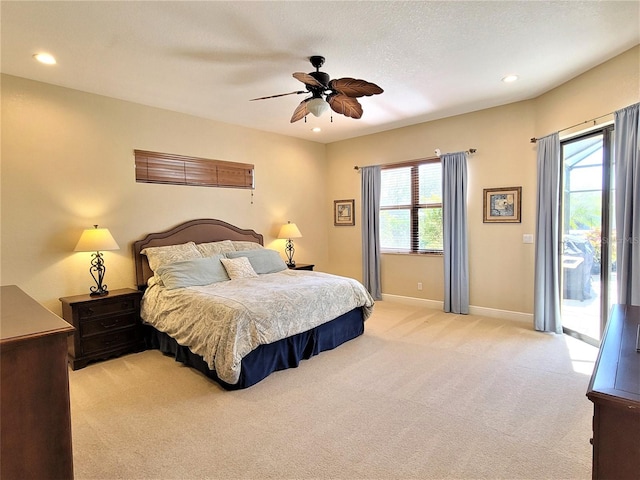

155,255,229,289
226,249,287,274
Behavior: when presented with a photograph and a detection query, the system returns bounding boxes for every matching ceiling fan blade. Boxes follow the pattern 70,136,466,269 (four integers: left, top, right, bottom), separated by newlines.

327,94,363,119
292,72,325,89
249,90,306,101
290,98,310,123
329,78,383,97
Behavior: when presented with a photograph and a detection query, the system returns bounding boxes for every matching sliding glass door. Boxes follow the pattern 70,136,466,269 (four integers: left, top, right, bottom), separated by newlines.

560,126,615,346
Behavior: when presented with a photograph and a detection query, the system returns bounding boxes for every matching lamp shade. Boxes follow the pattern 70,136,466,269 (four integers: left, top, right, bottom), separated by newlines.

307,97,329,117
277,222,302,239
74,225,120,252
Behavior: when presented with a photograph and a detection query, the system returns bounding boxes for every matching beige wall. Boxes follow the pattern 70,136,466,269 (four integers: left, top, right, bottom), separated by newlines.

1,75,327,313
326,45,639,315
2,45,638,318
326,101,538,314
534,46,639,138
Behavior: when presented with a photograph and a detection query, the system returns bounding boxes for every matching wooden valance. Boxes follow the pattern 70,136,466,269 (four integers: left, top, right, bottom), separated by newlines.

134,150,254,189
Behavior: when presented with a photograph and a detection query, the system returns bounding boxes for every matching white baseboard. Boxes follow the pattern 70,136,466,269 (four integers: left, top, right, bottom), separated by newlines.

468,305,533,324
381,293,533,324
381,294,443,310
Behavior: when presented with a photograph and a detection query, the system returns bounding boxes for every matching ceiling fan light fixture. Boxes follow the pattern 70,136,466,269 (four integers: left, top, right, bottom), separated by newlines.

307,97,329,117
252,56,383,123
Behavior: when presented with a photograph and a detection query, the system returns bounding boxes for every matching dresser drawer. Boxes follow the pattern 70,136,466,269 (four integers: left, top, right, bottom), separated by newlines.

81,313,137,337
81,328,138,355
77,297,137,319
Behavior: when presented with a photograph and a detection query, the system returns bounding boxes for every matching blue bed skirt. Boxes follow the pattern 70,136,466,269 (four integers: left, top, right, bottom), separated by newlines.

144,307,365,390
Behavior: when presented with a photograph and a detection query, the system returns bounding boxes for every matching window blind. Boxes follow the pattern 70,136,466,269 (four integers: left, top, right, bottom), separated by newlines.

380,158,443,253
134,150,254,189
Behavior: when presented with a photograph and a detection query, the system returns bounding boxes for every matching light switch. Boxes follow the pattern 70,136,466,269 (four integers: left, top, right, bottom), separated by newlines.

523,234,534,244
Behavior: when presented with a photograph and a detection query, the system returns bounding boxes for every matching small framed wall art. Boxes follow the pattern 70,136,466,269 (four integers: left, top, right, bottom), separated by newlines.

483,186,522,223
334,199,355,226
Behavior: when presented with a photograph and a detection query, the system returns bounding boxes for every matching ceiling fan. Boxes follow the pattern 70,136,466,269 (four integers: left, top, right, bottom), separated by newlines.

250,56,383,123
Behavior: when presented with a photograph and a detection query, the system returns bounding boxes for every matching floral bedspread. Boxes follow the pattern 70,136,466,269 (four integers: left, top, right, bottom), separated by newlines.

141,270,374,384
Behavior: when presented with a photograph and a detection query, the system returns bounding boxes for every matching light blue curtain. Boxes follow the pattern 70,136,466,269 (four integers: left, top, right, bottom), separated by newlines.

533,133,562,333
441,152,469,314
614,102,640,305
361,165,382,300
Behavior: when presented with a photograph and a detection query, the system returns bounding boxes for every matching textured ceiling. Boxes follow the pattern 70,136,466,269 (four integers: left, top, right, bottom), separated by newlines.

1,1,638,143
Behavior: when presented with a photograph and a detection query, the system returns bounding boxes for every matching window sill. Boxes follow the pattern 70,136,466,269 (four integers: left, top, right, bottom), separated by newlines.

381,251,443,257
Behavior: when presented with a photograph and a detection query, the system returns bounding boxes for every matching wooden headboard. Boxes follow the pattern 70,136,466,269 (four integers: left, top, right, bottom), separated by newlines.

133,218,264,289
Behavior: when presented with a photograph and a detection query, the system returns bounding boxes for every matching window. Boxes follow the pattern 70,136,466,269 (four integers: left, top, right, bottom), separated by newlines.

380,159,443,253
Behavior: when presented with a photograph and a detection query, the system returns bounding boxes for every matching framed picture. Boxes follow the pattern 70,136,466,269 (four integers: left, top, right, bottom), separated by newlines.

334,199,355,226
483,187,522,223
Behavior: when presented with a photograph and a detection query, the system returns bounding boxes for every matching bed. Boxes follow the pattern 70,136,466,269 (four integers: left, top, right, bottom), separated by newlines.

133,218,374,390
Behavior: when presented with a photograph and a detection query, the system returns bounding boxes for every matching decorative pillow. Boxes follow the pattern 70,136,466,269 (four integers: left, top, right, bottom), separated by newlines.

220,256,258,280
141,242,202,272
231,241,264,251
197,240,236,257
226,249,287,275
155,255,229,289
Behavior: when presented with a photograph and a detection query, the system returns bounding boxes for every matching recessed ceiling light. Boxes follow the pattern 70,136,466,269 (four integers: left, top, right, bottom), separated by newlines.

311,127,321,133
33,53,56,65
502,74,518,83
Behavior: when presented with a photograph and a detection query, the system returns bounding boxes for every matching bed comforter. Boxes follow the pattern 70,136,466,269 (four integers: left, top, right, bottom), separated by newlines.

141,269,374,384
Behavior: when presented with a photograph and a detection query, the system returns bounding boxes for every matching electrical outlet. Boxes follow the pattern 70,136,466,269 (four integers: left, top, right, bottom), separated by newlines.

417,282,423,291
523,234,534,244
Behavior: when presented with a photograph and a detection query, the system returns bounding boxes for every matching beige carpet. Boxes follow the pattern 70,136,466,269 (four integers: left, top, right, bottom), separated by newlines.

68,301,598,479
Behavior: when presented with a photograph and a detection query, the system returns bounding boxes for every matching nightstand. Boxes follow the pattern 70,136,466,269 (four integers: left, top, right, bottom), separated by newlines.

289,263,314,271
60,288,145,370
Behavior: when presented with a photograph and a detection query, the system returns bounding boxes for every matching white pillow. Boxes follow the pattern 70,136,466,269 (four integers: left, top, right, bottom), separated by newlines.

220,256,258,280
231,241,264,251
141,241,202,272
197,240,236,257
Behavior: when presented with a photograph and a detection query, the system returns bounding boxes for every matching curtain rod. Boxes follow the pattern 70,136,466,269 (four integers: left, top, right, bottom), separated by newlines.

530,111,614,143
354,148,477,171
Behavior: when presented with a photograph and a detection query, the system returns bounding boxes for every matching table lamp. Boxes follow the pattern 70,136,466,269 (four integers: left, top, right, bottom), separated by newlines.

277,221,302,267
74,225,120,296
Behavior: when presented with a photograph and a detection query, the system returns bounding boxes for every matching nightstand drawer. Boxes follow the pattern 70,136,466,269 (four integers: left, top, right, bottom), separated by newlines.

81,313,137,337
82,328,138,355
77,298,136,319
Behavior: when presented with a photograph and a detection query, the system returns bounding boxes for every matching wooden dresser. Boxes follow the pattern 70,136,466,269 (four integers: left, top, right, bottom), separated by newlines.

586,303,640,480
0,285,75,480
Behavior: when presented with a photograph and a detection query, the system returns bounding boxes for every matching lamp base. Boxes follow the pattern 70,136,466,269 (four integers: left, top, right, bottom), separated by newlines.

88,252,109,297
90,289,109,297
284,239,296,268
